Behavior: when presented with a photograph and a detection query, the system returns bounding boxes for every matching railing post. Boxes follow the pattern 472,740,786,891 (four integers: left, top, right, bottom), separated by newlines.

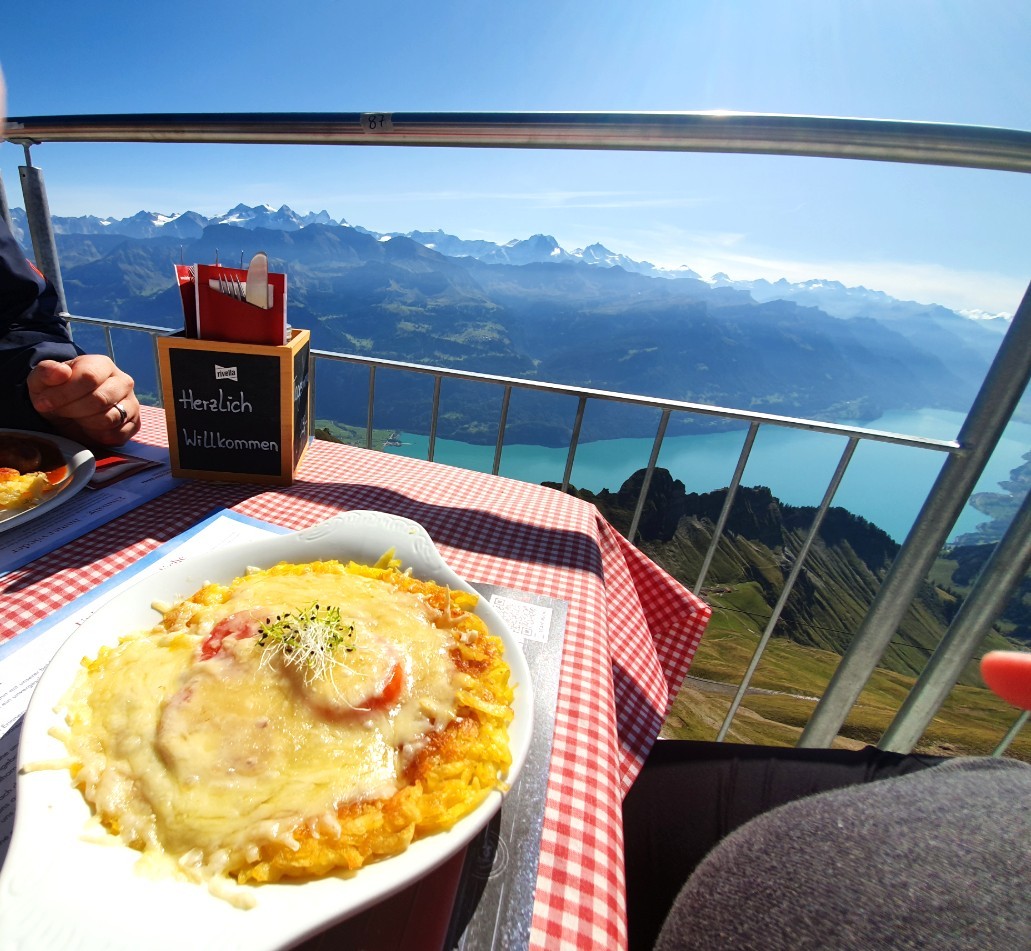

309,353,320,427
627,409,671,543
694,421,760,593
365,366,376,449
716,437,859,741
428,375,442,462
879,485,1031,752
799,279,1031,748
492,385,512,475
994,711,1030,757
561,395,587,493
18,145,68,313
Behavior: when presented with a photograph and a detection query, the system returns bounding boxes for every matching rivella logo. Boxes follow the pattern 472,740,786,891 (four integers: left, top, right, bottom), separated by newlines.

214,364,239,382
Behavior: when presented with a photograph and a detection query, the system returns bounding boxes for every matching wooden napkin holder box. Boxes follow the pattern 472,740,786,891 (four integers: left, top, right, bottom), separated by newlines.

157,329,311,485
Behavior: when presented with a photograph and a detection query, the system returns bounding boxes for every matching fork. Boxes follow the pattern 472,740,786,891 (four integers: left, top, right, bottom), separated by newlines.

217,270,244,301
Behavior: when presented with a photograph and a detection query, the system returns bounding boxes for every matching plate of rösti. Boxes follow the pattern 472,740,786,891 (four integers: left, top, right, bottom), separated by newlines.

0,510,533,951
0,429,95,532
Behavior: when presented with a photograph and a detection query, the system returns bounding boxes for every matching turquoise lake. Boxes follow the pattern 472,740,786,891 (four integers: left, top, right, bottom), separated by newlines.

383,408,1031,544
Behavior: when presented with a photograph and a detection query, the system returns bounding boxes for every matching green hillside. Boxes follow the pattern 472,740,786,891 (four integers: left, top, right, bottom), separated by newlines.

556,468,1029,759
666,622,1030,761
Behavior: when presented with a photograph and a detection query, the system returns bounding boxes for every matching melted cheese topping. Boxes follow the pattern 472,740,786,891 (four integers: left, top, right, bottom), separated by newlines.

59,559,512,897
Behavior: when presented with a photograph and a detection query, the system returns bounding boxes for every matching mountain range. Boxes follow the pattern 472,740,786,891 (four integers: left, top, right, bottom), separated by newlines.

6,203,1015,446
8,203,706,280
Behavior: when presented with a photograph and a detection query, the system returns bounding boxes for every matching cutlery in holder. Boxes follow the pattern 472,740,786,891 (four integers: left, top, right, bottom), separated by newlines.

175,258,287,346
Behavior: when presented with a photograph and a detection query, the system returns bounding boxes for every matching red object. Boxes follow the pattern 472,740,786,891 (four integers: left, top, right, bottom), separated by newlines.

194,263,287,346
980,651,1031,711
88,451,160,489
174,265,198,337
378,662,405,706
200,611,263,659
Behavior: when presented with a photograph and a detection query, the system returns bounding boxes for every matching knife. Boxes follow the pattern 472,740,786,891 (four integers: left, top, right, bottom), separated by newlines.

245,251,270,308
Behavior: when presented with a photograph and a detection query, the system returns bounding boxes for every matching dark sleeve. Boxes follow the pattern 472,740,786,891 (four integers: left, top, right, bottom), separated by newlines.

0,218,84,431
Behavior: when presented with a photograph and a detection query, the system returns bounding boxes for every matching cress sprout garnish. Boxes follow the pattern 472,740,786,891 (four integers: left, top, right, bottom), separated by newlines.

257,603,356,683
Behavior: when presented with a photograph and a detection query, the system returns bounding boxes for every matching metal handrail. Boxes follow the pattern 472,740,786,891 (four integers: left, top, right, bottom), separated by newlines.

880,485,1031,752
6,111,1031,173
308,348,962,453
70,312,964,455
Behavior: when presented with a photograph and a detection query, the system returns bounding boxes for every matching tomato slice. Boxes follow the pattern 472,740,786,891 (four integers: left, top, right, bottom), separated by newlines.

292,636,405,718
200,611,265,659
377,662,405,707
200,610,406,716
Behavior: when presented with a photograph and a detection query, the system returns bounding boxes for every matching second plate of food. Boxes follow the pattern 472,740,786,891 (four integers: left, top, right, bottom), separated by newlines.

0,429,95,532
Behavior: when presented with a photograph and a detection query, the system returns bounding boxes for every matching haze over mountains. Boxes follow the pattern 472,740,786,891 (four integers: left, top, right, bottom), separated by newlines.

7,203,1012,445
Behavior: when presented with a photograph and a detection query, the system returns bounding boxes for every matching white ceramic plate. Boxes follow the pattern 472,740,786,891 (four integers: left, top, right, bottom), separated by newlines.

0,511,534,951
0,429,95,533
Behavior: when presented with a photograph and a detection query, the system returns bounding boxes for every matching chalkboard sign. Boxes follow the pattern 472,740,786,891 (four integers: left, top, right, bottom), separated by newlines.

157,330,311,485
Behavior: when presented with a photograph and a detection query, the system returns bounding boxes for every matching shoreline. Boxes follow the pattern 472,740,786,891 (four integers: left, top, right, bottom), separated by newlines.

380,408,1031,545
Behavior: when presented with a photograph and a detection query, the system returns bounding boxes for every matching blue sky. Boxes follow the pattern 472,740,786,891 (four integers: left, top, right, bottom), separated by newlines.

2,0,1029,315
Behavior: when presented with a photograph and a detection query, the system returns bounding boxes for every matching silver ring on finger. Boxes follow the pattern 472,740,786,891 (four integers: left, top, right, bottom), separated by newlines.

114,402,128,425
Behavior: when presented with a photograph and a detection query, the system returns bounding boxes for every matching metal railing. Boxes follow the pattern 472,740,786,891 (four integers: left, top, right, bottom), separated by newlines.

5,110,1031,754
6,110,1031,171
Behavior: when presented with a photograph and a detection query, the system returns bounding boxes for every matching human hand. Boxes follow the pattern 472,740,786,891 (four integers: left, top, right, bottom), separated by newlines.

27,355,141,447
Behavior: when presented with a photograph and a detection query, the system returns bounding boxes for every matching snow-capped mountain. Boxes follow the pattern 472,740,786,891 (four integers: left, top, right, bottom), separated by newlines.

211,203,341,232
4,203,1006,326
574,242,701,280
380,229,502,260
108,210,211,240
7,204,704,281
6,200,1017,464
383,230,701,279
14,204,345,241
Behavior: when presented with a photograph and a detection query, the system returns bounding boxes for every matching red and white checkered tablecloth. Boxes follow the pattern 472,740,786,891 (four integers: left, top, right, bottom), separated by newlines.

0,406,711,950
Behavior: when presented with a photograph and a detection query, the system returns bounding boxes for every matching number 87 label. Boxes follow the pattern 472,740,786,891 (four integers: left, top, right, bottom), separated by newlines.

361,113,394,133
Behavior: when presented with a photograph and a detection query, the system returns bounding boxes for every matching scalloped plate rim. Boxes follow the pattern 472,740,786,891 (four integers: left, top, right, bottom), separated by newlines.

0,510,534,951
